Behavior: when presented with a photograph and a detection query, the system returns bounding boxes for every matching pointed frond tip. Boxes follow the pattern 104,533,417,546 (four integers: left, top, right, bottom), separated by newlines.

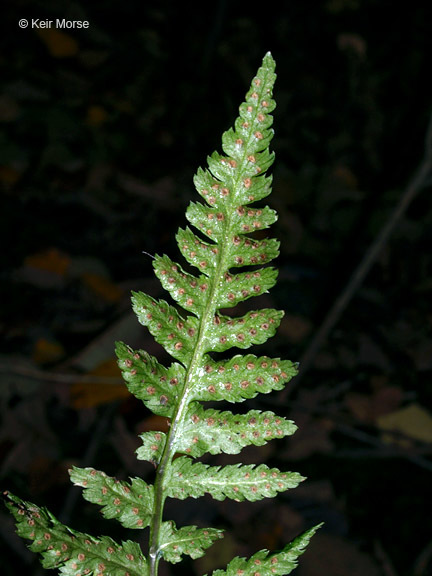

1,53,322,576
263,51,275,67
209,524,323,576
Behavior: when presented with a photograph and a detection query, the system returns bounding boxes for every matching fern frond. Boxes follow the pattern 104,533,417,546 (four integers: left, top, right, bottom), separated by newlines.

4,52,321,576
176,226,220,274
131,292,199,363
176,404,297,456
116,341,184,417
158,521,223,564
213,267,279,309
189,354,298,403
153,254,210,314
167,458,303,502
203,309,284,353
3,492,148,576
69,467,154,529
136,430,166,465
117,342,298,406
211,524,323,576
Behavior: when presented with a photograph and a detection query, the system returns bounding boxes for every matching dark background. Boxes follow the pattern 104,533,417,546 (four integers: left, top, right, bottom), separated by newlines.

1,1,432,575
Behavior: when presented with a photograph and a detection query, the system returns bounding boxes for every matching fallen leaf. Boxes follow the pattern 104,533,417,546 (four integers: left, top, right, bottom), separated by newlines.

332,164,359,189
137,414,170,434
70,358,129,409
377,403,432,446
35,28,79,58
32,338,65,365
86,105,108,127
24,248,71,276
0,165,22,186
345,392,370,422
18,248,71,288
81,272,123,303
371,386,404,419
345,386,403,423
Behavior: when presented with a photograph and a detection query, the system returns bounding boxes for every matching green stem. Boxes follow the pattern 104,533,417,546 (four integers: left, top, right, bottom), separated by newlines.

147,71,268,573
148,241,230,576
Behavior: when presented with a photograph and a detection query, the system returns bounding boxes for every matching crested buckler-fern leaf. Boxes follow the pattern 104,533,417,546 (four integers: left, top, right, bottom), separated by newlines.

210,524,323,576
3,492,148,576
4,53,321,576
167,458,304,502
69,467,154,529
158,521,224,564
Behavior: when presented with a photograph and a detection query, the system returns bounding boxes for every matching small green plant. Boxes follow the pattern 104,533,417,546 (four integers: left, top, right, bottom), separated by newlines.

4,52,321,576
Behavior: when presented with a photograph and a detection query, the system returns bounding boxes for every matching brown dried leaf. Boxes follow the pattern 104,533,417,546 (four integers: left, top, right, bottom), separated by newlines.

35,28,79,58
70,358,128,409
32,338,65,366
377,403,432,446
81,272,123,303
345,386,403,424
